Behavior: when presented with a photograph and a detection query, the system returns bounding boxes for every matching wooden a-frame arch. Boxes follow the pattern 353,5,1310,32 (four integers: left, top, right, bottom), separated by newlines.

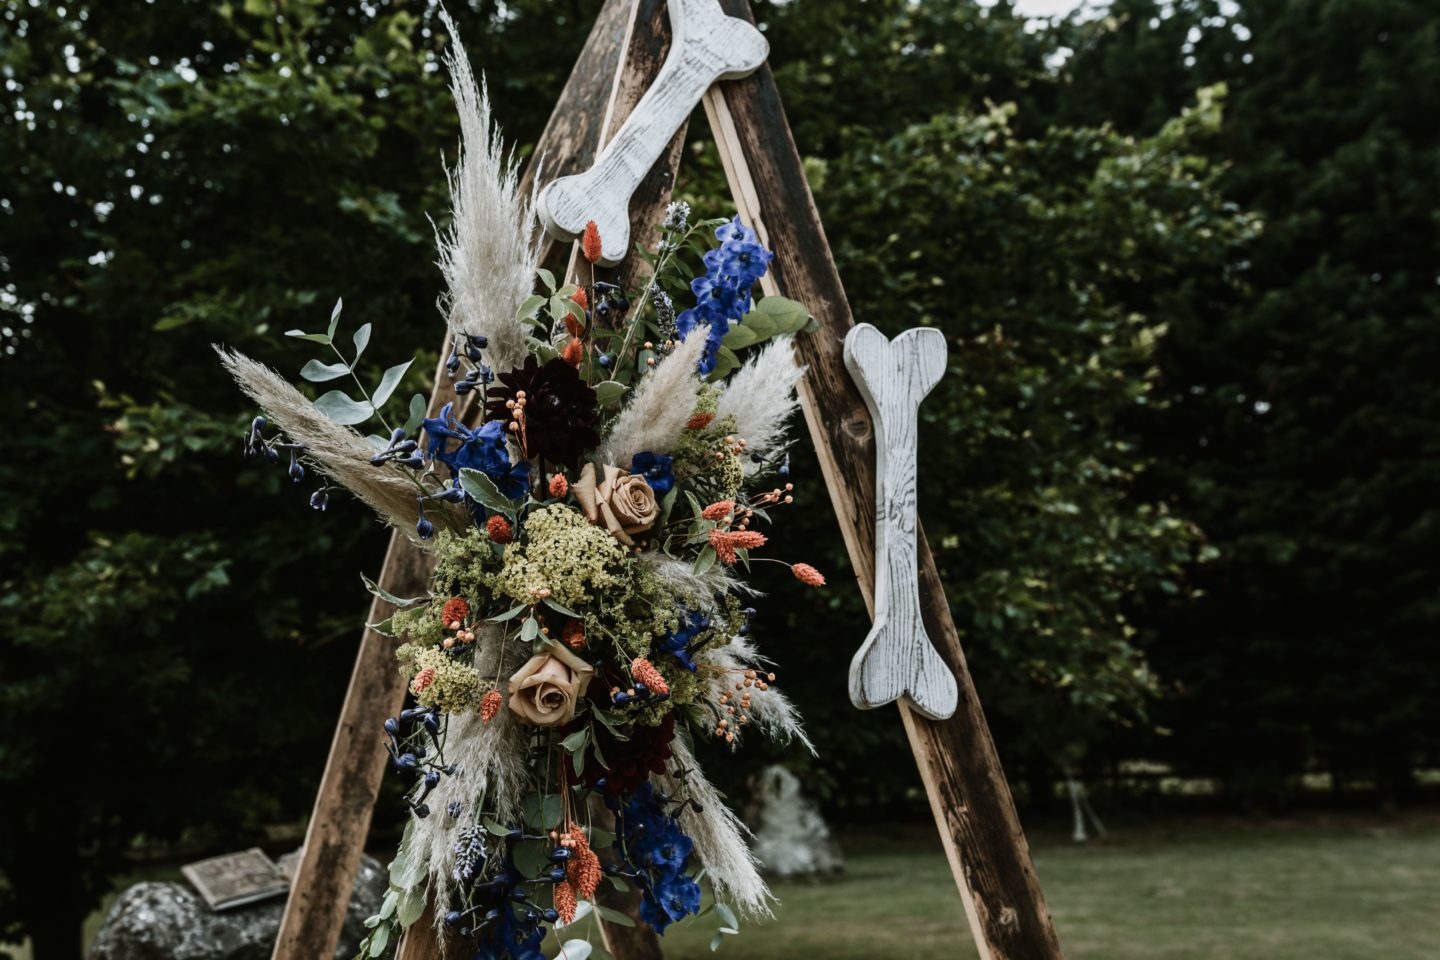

272,3,1064,959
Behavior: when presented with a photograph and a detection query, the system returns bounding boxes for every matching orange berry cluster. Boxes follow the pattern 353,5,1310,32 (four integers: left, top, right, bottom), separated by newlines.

440,598,477,651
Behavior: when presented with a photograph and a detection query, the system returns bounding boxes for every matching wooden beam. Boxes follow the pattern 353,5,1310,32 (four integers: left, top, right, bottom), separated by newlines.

271,5,638,959
703,3,1066,957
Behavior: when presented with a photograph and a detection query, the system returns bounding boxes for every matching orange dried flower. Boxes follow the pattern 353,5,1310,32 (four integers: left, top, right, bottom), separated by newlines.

410,667,436,695
480,689,502,722
441,596,469,629
486,514,513,544
561,338,584,367
708,528,768,565
561,620,586,650
553,878,577,923
549,473,569,498
792,563,827,587
571,286,589,310
581,220,602,264
701,500,734,522
568,846,602,900
630,657,669,697
686,412,715,430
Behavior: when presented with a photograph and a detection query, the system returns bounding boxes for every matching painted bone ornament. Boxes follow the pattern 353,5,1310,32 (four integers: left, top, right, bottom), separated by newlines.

843,324,958,721
536,0,769,265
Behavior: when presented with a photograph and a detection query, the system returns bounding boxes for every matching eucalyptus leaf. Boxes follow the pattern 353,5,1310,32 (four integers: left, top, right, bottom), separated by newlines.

489,603,529,623
458,468,517,522
555,901,593,930
301,358,351,382
521,617,540,643
714,903,739,930
594,905,635,928
560,728,588,753
372,358,414,409
512,839,548,880
543,597,582,619
555,940,592,960
397,885,427,926
352,322,372,360
403,392,427,435
361,573,426,608
537,267,556,293
608,875,629,893
284,329,332,344
368,924,389,958
328,297,343,340
314,389,374,425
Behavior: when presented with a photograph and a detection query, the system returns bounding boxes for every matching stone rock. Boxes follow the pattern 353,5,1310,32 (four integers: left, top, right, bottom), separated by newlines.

749,764,844,878
87,851,391,960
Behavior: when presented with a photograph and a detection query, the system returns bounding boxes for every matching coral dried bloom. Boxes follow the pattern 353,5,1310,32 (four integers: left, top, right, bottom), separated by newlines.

708,528,767,565
411,667,437,695
549,473,569,498
581,220,602,264
441,596,469,630
686,412,716,430
561,338,584,367
568,845,602,900
571,286,589,310
486,514,513,544
561,620,586,650
792,563,827,587
630,657,670,697
553,878,578,923
701,500,735,522
480,689,502,722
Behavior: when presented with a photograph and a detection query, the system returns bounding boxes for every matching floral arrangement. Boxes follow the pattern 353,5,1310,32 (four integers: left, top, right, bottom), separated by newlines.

217,22,823,960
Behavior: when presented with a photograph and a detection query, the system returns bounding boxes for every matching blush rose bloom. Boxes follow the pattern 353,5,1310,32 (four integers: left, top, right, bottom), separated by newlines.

572,463,659,546
506,639,597,727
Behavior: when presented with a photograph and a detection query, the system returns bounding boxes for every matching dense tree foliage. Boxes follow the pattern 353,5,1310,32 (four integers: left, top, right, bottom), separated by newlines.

1,0,1434,956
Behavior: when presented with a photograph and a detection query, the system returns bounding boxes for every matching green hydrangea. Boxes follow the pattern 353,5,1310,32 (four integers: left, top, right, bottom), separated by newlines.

631,661,700,727
407,646,483,714
494,505,629,609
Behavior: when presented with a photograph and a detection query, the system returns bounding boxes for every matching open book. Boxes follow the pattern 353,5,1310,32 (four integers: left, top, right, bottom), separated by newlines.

181,848,289,911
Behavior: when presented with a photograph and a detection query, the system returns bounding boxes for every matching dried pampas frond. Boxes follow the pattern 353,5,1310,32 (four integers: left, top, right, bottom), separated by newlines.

215,347,425,541
641,553,757,610
418,625,533,926
715,336,805,476
657,739,774,919
599,334,707,466
435,10,540,376
707,635,816,755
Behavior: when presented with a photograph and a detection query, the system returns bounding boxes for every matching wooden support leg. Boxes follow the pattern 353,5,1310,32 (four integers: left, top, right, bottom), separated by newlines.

271,4,639,959
702,3,1066,957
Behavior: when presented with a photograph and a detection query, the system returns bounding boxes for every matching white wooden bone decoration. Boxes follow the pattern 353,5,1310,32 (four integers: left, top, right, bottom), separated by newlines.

536,0,769,265
843,324,958,721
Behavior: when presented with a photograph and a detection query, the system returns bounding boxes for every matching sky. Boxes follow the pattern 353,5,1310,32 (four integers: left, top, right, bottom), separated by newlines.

1009,0,1089,15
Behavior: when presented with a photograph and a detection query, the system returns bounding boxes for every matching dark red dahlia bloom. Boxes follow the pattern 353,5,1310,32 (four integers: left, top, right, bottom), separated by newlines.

484,356,599,468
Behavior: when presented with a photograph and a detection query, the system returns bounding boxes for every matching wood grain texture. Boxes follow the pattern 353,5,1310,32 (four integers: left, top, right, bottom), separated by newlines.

703,3,1065,957
537,0,767,265
843,324,958,721
272,5,638,960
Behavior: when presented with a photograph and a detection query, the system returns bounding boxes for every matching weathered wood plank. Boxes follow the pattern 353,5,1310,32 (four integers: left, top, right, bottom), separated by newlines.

843,324,958,721
702,3,1066,957
271,5,638,960
538,0,767,265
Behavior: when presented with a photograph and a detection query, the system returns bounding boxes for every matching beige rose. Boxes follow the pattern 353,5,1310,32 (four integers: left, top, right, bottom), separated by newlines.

506,639,596,727
572,463,659,546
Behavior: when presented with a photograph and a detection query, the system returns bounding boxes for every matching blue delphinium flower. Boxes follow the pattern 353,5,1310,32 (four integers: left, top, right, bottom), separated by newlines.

631,452,675,494
675,215,773,375
421,402,529,499
654,610,710,672
616,783,702,935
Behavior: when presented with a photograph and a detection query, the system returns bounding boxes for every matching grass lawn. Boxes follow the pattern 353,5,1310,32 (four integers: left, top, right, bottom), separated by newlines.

10,811,1437,959
659,812,1440,960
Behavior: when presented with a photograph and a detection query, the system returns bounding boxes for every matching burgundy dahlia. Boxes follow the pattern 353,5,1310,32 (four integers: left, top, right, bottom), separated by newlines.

484,356,600,468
